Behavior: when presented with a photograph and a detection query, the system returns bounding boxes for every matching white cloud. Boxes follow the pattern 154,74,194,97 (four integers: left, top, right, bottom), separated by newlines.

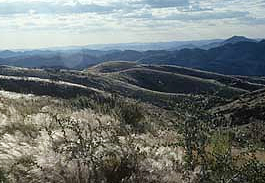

0,0,264,49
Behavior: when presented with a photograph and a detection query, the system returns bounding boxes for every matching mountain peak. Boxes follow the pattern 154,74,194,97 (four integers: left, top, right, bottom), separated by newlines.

223,36,256,45
1,50,14,53
229,35,248,39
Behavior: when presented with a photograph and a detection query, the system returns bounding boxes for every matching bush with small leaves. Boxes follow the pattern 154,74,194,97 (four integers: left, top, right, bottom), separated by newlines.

44,115,143,183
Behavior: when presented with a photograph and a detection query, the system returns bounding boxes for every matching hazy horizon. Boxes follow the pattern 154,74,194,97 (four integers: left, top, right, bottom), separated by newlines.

1,35,260,51
0,0,265,49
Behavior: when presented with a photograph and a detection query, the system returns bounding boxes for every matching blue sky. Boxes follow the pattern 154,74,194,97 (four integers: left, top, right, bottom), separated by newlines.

0,0,265,49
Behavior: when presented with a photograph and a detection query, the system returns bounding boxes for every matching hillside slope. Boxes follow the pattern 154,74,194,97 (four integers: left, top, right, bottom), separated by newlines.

141,65,265,91
213,89,265,125
0,62,264,182
109,67,246,97
90,61,264,94
1,62,265,110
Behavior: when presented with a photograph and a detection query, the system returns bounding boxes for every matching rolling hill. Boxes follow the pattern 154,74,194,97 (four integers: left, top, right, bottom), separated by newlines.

0,60,264,182
90,61,264,93
1,61,264,132
0,61,253,110
108,67,246,97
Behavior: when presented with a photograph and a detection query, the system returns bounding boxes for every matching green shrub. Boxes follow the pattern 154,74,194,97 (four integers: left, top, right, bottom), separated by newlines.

0,168,8,183
44,116,142,183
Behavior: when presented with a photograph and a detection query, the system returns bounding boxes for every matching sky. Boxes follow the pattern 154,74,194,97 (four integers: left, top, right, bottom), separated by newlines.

0,0,265,49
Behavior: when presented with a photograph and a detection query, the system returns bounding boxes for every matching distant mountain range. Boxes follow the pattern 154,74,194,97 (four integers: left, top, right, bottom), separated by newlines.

25,39,223,51
41,36,259,51
138,39,265,76
0,36,264,76
6,36,258,52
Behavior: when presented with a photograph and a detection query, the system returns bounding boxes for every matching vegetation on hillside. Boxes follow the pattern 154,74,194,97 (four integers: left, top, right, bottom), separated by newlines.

0,62,264,182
